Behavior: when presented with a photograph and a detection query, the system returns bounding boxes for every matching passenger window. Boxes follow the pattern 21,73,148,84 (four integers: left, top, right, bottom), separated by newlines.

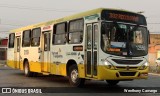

68,19,84,44
22,30,31,47
53,22,67,45
31,28,41,46
8,33,15,48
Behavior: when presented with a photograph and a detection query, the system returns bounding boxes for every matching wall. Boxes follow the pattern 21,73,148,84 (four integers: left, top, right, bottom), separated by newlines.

1,39,8,45
149,34,160,65
0,38,8,62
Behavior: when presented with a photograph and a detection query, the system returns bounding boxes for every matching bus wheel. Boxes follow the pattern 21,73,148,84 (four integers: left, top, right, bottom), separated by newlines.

68,65,85,87
24,61,33,77
106,80,119,86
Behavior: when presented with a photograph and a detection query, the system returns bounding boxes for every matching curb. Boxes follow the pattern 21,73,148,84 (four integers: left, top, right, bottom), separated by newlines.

0,64,7,67
149,73,160,76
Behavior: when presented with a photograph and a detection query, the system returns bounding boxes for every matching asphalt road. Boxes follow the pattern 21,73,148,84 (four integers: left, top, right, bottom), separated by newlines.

0,65,160,96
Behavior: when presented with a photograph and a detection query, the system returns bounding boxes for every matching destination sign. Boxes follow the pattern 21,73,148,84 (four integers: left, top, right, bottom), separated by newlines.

101,10,147,25
109,13,139,22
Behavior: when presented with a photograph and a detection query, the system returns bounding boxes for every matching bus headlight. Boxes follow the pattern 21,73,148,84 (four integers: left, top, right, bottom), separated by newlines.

104,61,114,69
104,61,110,65
144,62,149,66
139,62,149,70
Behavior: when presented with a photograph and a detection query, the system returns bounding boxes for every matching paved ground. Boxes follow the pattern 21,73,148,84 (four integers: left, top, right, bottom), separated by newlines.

0,65,160,96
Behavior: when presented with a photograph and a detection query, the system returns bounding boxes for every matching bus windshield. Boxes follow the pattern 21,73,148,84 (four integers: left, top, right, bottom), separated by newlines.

101,22,148,57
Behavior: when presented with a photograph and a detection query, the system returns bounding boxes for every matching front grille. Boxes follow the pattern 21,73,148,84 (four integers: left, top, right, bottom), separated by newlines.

112,59,142,65
116,66,138,70
119,72,136,76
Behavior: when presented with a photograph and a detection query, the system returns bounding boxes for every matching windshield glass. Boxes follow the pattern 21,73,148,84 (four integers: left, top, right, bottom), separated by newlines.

101,22,148,57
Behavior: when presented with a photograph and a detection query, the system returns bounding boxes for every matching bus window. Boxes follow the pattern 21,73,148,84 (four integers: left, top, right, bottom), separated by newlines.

22,30,31,47
68,19,83,44
17,38,20,52
31,28,41,46
53,22,67,45
8,33,15,48
94,25,98,49
101,22,147,56
44,33,50,51
87,25,92,49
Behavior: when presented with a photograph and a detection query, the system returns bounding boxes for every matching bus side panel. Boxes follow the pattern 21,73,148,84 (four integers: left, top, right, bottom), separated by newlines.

78,64,85,78
50,45,67,76
59,63,67,76
7,49,15,69
50,63,67,76
50,63,56,74
29,61,41,72
50,44,85,77
21,47,41,73
50,63,85,77
7,60,15,68
19,61,23,70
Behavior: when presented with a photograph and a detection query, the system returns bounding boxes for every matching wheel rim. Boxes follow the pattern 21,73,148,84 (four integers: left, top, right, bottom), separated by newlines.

24,64,28,75
71,69,78,83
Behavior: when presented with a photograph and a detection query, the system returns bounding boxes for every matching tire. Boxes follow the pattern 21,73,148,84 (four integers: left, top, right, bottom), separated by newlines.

24,60,34,77
68,65,85,87
106,80,119,86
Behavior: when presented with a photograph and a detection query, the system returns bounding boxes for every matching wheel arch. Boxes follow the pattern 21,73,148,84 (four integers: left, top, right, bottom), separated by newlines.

66,59,78,76
23,58,29,70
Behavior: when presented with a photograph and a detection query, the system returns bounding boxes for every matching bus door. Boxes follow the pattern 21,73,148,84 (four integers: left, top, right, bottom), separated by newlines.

14,37,21,69
41,32,51,72
86,23,98,78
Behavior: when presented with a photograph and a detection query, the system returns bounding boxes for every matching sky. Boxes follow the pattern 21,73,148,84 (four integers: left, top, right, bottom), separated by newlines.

0,0,160,38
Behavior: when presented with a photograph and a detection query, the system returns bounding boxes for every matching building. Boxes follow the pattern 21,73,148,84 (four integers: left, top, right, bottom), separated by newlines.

0,38,8,64
148,34,160,65
1,38,8,45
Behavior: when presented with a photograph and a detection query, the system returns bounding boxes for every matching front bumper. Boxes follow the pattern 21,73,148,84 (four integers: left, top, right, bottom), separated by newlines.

98,65,148,80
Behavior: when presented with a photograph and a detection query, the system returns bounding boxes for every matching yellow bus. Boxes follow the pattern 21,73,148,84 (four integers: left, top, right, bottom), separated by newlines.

7,8,149,87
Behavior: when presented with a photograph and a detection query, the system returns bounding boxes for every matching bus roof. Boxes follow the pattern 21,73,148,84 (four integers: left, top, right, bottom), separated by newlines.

10,8,140,32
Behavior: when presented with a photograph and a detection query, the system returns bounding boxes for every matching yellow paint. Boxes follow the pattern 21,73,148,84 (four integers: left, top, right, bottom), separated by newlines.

49,63,84,77
7,60,148,81
7,60,23,70
59,64,67,76
41,62,50,72
50,63,67,76
29,61,41,72
97,65,148,80
78,64,85,78
7,60,15,69
50,63,56,74
20,61,23,70
49,63,85,77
